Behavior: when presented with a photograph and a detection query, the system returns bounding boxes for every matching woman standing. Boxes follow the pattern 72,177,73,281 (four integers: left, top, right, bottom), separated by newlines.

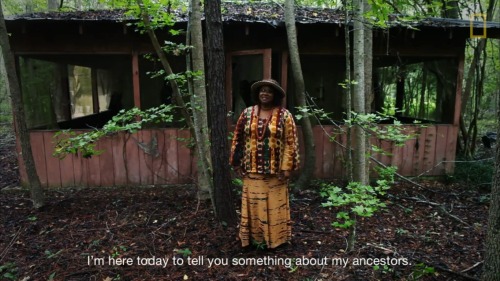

230,79,300,249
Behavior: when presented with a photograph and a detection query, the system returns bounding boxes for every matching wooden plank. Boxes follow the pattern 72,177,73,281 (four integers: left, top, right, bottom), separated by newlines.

165,129,179,184
138,130,154,185
371,137,382,163
112,133,128,186
17,132,28,186
72,154,85,187
69,130,88,187
414,127,427,176
434,125,449,176
43,131,62,188
445,126,458,174
177,129,192,184
191,152,198,183
59,150,75,187
399,128,416,176
99,136,115,187
281,51,289,105
313,126,324,178
132,52,141,109
30,132,48,188
422,126,437,176
87,140,101,186
125,132,141,184
368,135,380,178
379,140,393,167
322,126,334,178
332,127,346,179
263,49,272,79
390,143,403,175
153,130,167,185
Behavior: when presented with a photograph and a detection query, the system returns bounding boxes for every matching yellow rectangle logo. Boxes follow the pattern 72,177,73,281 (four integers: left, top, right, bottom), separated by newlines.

470,13,487,38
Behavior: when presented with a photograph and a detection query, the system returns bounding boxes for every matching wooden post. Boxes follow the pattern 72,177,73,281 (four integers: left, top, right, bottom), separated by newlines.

132,52,141,110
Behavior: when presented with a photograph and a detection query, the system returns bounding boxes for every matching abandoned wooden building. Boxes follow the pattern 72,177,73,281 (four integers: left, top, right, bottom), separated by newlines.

5,3,500,187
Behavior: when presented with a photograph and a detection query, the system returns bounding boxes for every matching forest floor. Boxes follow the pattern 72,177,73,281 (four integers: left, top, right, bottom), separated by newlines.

0,131,492,281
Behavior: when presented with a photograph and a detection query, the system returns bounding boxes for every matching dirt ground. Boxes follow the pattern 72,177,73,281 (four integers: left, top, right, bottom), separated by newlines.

0,133,490,281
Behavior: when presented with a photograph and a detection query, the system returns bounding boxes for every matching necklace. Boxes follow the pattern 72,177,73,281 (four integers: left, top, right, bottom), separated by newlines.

255,105,274,141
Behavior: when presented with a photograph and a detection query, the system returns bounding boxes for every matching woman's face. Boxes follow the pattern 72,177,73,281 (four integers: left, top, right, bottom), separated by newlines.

259,86,275,106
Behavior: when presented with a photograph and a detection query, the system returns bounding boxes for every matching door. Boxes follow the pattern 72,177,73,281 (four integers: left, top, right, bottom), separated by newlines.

225,49,272,122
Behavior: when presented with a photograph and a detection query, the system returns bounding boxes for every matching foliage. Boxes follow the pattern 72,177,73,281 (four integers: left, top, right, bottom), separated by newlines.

111,245,128,258
297,103,422,149
408,263,436,280
320,166,396,228
53,104,176,159
174,248,192,257
0,262,17,280
251,239,267,250
346,111,421,146
464,39,500,135
451,156,494,189
124,0,183,34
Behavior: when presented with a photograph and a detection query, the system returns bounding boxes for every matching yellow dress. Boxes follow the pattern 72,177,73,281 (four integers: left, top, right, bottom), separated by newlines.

230,105,300,248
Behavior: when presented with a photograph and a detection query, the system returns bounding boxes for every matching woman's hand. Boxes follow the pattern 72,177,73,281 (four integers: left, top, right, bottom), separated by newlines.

278,170,291,181
234,166,246,177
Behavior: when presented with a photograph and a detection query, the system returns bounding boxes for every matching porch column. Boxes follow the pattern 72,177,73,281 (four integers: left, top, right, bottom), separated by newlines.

453,54,464,126
132,52,141,109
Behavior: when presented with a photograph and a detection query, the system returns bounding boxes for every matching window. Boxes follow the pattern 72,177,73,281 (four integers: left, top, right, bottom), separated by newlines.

375,58,458,123
19,55,133,129
288,55,346,123
68,66,113,119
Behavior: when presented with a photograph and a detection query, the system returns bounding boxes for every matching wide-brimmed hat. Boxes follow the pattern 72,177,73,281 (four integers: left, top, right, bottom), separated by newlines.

251,79,285,100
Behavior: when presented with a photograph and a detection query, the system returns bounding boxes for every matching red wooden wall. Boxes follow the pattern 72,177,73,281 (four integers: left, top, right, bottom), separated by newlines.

18,125,458,188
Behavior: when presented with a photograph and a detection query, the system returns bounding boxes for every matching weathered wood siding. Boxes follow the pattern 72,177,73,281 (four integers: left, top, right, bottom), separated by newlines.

19,125,458,187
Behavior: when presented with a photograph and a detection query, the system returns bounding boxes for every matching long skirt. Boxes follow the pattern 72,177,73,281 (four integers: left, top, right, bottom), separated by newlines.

239,173,292,248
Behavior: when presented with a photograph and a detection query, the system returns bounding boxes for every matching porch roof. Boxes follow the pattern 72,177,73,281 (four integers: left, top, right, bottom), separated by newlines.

7,2,500,38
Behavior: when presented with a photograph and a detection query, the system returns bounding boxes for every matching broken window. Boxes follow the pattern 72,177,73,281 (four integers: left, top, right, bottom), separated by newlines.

18,55,133,129
374,58,458,123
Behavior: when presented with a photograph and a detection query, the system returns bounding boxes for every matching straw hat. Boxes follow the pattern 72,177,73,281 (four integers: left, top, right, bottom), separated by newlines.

251,79,285,100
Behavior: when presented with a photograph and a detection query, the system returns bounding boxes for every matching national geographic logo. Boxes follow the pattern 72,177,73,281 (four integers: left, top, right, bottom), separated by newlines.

470,13,487,38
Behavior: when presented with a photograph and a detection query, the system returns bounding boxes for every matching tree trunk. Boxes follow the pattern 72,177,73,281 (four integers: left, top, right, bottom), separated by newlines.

343,0,353,181
352,0,368,185
284,0,315,190
418,68,427,119
136,0,194,130
187,0,213,201
363,0,372,182
0,3,45,208
204,0,237,226
482,78,500,281
53,63,71,122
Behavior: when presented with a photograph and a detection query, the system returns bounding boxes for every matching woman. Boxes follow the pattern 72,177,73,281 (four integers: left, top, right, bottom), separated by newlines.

230,79,300,249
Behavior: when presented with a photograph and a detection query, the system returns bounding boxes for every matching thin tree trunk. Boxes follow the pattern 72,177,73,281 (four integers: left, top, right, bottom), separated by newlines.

187,0,213,201
352,0,367,186
204,0,237,226
419,68,427,118
344,0,353,181
482,69,500,281
363,0,372,181
136,0,194,130
284,0,315,190
482,2,500,278
0,3,45,208
470,47,488,155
